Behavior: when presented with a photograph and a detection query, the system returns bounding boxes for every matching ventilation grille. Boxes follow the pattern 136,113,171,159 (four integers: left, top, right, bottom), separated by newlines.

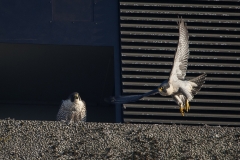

119,0,240,126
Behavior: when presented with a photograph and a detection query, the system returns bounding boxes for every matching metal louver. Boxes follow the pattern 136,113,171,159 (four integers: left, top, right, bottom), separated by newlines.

119,0,240,126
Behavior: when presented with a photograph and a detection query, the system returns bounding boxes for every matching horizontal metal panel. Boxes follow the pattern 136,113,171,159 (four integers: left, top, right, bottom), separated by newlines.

122,75,240,82
122,67,240,75
124,111,240,119
121,38,240,46
122,45,240,53
121,31,240,39
122,60,240,67
123,104,240,111
122,82,240,89
139,97,240,104
120,9,240,16
122,89,240,96
120,2,240,9
121,24,240,31
122,53,240,60
124,118,240,126
121,16,240,24
119,95,240,104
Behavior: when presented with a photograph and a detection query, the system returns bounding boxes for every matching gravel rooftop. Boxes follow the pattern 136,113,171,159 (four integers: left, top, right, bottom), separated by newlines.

0,119,239,159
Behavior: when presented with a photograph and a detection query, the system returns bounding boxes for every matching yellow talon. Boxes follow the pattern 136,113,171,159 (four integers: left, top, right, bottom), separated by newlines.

180,105,184,116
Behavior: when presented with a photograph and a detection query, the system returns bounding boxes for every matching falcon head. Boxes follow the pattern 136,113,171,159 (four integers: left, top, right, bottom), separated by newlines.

69,92,81,102
158,80,170,96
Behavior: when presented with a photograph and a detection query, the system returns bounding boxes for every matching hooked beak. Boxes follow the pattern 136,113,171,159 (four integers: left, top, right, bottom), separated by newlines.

158,87,163,92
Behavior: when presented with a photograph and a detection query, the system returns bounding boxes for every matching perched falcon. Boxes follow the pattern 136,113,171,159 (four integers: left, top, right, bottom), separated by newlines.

57,92,87,122
107,18,207,116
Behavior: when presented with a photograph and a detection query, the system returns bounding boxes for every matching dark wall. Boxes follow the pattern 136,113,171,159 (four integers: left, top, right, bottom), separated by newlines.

0,43,114,104
0,0,120,46
0,0,121,122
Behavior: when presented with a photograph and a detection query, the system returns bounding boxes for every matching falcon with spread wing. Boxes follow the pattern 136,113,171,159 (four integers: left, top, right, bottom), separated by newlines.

107,18,206,116
57,92,87,122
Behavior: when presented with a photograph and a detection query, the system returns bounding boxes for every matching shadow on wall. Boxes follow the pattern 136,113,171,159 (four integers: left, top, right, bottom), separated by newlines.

0,43,115,123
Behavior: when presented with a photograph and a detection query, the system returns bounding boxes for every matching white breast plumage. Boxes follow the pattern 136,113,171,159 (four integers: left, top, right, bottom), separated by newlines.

57,99,87,122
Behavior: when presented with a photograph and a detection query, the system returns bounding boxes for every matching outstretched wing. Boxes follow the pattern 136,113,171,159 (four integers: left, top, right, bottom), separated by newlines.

169,18,189,83
105,88,158,104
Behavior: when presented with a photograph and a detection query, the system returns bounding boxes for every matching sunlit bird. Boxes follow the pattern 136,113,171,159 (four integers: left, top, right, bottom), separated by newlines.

106,18,207,116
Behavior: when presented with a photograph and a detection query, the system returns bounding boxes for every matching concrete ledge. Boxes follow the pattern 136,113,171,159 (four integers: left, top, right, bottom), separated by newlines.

0,120,239,159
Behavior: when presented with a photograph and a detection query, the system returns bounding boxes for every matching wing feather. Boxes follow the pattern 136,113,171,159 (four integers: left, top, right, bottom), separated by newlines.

169,18,189,82
106,88,159,104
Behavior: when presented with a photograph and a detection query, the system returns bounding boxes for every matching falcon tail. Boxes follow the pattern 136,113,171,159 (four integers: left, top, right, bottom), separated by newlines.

105,88,159,104
190,73,207,95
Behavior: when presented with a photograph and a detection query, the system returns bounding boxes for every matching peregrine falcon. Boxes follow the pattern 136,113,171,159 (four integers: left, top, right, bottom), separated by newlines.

57,92,87,122
107,18,207,116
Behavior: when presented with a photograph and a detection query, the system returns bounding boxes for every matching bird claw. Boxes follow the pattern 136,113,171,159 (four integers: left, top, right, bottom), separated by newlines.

184,100,190,112
180,105,184,116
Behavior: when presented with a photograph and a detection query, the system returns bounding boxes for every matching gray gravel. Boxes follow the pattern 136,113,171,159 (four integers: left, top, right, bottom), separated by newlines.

0,119,239,159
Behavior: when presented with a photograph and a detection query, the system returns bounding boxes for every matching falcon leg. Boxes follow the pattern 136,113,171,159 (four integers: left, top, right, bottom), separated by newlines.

180,104,184,116
184,100,190,112
172,95,185,116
